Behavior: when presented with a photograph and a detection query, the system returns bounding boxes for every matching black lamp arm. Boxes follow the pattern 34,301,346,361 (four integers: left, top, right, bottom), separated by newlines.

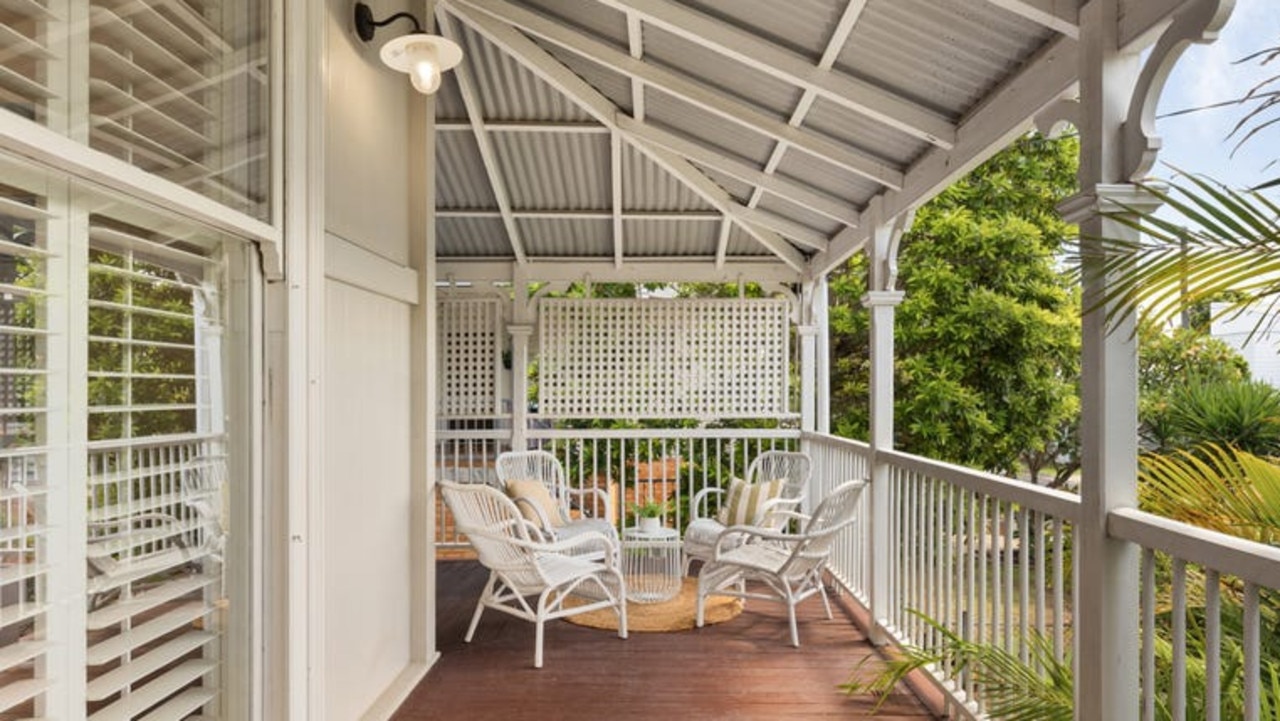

354,2,424,42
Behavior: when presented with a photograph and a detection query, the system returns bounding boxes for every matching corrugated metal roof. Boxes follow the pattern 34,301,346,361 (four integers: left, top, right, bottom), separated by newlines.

801,96,928,168
518,217,613,257
756,195,843,238
681,0,847,60
623,218,719,257
438,217,512,257
491,131,611,209
623,143,714,212
836,0,1051,118
547,44,634,114
725,225,776,257
644,90,776,167
455,21,595,121
774,152,880,210
524,0,630,47
432,0,1098,280
436,131,499,209
641,25,805,117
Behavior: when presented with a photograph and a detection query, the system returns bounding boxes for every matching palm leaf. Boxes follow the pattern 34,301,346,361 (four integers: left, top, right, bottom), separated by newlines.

1068,173,1280,339
1139,444,1280,544
842,611,1074,720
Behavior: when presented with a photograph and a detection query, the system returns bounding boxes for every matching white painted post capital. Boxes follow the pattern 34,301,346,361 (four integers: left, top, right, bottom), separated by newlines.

860,290,905,309
1057,183,1166,224
507,324,534,338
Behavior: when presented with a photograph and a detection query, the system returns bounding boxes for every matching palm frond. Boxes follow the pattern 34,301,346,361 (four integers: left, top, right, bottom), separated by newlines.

1139,443,1280,544
1068,174,1280,338
842,611,1074,720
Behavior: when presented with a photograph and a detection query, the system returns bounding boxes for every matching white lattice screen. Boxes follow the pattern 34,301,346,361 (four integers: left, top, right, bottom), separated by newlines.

438,298,501,417
538,298,790,419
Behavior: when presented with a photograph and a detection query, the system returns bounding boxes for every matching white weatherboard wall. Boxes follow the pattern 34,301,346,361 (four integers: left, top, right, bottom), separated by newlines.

324,280,413,720
319,0,424,718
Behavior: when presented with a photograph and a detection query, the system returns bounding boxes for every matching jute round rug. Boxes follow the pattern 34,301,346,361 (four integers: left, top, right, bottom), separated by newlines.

563,577,742,632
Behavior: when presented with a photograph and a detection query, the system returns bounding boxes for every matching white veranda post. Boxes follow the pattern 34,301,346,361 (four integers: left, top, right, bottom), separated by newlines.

863,213,908,647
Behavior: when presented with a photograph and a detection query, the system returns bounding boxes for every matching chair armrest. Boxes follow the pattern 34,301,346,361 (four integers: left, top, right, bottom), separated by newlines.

472,526,618,565
564,486,613,522
710,523,802,558
689,487,726,521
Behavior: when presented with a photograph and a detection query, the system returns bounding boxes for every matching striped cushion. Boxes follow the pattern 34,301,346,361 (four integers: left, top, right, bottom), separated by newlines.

716,477,784,527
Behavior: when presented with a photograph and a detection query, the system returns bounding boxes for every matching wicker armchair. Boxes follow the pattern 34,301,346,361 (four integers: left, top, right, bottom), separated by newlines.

682,450,811,574
439,480,628,668
495,450,617,557
695,479,866,647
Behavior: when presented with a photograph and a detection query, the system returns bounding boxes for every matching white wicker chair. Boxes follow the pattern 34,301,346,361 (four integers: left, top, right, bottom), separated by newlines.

695,479,866,647
495,450,617,556
439,480,628,668
682,450,811,574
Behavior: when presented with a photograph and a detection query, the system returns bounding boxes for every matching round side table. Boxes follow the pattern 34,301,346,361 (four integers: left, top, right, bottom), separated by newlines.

621,527,681,603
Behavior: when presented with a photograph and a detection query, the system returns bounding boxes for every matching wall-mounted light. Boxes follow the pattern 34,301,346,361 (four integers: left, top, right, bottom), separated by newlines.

354,2,462,95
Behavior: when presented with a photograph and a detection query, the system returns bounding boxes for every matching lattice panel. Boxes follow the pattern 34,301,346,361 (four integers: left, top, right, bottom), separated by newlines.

539,298,790,419
438,298,501,417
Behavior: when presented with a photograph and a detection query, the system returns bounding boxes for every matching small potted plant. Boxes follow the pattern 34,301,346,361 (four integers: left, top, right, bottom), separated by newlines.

630,498,670,533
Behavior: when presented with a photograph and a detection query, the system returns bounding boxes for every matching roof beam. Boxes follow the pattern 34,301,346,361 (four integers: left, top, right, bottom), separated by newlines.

436,120,609,133
437,209,723,220
438,259,804,285
446,2,811,272
618,117,861,227
597,0,956,148
451,0,903,190
980,0,1080,38
437,9,528,263
813,35,1079,276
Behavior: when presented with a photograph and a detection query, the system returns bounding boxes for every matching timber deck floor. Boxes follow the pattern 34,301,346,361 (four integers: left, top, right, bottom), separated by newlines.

392,559,938,721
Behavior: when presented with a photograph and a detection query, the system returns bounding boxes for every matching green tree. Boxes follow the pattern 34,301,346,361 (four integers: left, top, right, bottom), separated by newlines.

830,133,1081,476
1137,321,1251,451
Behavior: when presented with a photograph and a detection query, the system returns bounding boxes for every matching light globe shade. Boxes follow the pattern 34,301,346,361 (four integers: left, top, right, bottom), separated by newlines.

379,34,462,95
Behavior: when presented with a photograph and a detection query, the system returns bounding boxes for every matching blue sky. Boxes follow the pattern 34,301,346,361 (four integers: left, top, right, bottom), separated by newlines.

1156,0,1279,190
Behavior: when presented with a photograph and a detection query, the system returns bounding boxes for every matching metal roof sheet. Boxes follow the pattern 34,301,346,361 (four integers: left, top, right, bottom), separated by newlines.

836,0,1052,118
436,131,499,209
623,218,719,257
432,0,1101,281
455,21,595,121
518,217,613,257
491,131,611,209
623,143,714,212
438,217,512,257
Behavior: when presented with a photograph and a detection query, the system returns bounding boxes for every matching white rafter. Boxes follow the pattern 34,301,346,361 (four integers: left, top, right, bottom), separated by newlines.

616,118,860,227
596,0,956,148
980,0,1080,37
437,209,723,220
437,9,528,264
737,0,868,243
436,120,609,133
444,1,812,271
626,12,645,120
451,0,904,190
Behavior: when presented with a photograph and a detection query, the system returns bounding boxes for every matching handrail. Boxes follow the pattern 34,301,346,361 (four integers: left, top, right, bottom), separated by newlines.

1109,507,1280,589
881,448,1082,521
527,427,802,441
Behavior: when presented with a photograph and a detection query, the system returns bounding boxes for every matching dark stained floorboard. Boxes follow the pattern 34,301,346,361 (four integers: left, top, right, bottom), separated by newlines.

393,560,937,721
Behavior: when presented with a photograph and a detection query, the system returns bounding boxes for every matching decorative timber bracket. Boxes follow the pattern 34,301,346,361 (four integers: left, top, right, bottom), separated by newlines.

1121,0,1235,181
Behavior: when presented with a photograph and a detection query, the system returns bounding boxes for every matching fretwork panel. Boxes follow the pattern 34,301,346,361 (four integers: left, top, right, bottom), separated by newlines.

438,298,501,418
539,298,789,419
